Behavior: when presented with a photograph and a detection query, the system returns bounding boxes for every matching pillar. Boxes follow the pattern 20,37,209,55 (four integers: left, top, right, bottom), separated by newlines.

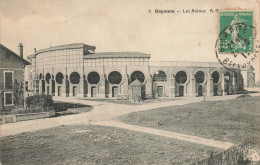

49,80,52,96
232,73,237,94
77,78,84,98
207,73,213,96
61,79,66,97
221,73,225,96
145,74,153,96
39,79,42,94
98,74,106,98
189,73,196,97
169,74,175,97
121,74,129,95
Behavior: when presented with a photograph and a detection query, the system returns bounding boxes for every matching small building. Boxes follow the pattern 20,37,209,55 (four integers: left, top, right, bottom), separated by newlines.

0,43,30,114
129,79,145,101
241,66,255,87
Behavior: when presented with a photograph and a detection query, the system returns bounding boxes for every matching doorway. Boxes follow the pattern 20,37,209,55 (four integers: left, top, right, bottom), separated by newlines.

157,86,163,97
112,86,118,97
73,86,77,97
198,85,203,96
91,86,97,97
214,85,218,96
179,86,184,97
226,85,230,95
58,86,61,96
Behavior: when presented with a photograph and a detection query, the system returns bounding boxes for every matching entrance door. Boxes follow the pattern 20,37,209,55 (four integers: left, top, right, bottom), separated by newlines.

112,86,118,97
198,85,203,96
157,86,163,97
214,85,218,96
91,86,96,97
226,85,229,95
179,86,184,97
47,86,50,95
73,86,77,97
58,86,61,96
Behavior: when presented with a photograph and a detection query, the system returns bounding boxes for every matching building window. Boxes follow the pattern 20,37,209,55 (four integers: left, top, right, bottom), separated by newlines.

4,71,13,89
4,92,13,106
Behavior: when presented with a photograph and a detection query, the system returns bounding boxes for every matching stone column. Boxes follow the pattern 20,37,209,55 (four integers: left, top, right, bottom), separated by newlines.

49,80,52,96
98,74,106,98
206,73,213,96
61,79,66,97
145,74,153,96
169,74,175,97
232,73,236,94
77,78,84,98
221,73,225,96
69,83,73,97
122,74,129,95
39,79,42,94
189,73,196,97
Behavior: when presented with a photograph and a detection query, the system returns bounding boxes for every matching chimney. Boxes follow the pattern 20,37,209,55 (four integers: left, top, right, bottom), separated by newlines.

34,48,36,53
18,43,23,58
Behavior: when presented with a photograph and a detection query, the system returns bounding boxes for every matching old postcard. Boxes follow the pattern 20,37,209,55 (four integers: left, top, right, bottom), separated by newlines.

0,0,259,164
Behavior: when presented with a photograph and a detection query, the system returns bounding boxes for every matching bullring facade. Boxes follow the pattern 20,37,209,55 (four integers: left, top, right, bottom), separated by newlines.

26,43,244,99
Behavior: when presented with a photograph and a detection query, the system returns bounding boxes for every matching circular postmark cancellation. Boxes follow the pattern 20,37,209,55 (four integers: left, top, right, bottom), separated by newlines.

216,10,259,72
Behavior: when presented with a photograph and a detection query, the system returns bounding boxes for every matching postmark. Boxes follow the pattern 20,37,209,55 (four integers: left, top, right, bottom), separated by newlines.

215,9,259,71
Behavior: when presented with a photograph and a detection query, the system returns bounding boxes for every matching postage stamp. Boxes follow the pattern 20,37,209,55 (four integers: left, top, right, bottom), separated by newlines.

218,10,254,54
216,9,258,71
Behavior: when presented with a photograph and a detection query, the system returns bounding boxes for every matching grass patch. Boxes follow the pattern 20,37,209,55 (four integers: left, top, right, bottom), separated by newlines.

118,96,260,145
0,125,221,165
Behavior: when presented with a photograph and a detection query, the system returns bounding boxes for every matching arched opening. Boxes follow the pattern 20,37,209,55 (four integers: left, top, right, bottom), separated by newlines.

73,86,77,97
224,72,231,83
157,86,163,97
46,73,51,84
131,71,145,83
87,72,100,84
153,71,167,81
195,71,205,84
56,72,64,84
175,71,187,84
112,86,119,97
108,71,122,84
91,86,97,97
70,72,80,84
212,71,220,83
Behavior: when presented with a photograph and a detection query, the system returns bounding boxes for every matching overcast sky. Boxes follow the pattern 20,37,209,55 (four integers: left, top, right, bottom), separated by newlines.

1,0,259,80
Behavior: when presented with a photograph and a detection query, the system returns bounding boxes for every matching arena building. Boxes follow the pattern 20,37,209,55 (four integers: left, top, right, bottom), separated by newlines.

26,43,244,99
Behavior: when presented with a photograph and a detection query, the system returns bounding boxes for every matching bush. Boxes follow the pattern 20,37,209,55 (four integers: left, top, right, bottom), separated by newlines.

26,94,53,108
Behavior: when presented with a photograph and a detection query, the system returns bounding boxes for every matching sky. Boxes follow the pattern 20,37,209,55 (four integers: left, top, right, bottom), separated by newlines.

0,0,259,80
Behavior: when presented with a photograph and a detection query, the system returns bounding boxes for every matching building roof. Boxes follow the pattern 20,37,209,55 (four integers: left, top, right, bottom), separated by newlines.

0,44,31,65
84,52,151,59
27,43,96,58
129,79,143,86
150,61,223,68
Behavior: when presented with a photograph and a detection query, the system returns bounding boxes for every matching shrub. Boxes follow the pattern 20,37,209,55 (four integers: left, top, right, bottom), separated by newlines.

26,94,53,108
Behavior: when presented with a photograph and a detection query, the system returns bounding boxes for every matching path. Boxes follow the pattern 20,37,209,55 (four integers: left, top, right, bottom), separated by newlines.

94,120,234,150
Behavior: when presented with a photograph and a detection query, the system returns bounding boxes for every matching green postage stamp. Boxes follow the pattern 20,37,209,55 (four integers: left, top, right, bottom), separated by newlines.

218,10,254,54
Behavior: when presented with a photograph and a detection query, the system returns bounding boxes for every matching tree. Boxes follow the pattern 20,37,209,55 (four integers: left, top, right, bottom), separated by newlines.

12,79,24,107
